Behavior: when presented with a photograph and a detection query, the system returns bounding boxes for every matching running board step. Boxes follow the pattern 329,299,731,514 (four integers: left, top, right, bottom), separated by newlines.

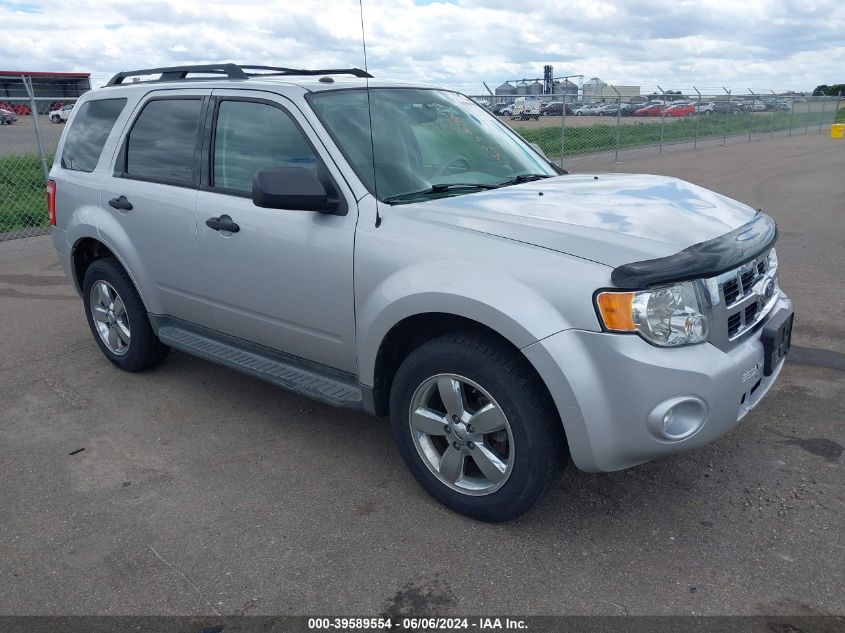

157,325,362,409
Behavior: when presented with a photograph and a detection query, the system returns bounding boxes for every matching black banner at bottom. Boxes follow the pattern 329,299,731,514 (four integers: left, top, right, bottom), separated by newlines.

0,616,842,633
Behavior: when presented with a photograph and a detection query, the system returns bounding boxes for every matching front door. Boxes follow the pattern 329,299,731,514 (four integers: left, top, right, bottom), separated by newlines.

195,90,358,373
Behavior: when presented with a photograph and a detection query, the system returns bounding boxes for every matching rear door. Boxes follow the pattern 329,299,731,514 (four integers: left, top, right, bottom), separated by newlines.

100,90,215,327
194,90,358,372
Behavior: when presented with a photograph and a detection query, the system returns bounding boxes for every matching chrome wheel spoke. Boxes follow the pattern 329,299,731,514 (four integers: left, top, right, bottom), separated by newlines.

107,325,120,350
112,295,126,317
96,282,111,306
471,443,507,484
437,377,466,418
115,321,130,345
412,407,449,435
438,446,465,484
92,306,108,323
468,403,507,434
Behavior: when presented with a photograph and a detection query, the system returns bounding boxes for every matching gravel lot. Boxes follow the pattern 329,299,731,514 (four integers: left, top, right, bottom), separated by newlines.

0,134,842,617
0,115,64,158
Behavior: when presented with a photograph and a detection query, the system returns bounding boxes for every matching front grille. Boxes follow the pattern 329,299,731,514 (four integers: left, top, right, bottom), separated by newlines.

740,269,755,294
710,249,778,349
727,312,742,337
745,302,759,322
723,278,740,304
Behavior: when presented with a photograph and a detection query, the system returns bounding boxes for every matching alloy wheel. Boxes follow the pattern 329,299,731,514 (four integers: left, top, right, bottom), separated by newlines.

408,373,514,496
90,280,131,355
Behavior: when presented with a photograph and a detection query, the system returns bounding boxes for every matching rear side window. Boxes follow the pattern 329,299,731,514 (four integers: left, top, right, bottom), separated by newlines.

60,98,126,172
125,98,203,185
212,100,319,193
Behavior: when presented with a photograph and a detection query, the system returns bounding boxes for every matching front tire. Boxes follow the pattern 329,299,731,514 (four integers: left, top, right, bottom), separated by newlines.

390,333,566,522
82,257,169,372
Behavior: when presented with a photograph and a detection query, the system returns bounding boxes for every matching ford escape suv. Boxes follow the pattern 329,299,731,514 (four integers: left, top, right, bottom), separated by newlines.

49,64,793,521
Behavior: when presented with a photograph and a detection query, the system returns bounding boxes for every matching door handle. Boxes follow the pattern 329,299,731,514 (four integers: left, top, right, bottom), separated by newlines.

108,195,133,211
205,215,240,233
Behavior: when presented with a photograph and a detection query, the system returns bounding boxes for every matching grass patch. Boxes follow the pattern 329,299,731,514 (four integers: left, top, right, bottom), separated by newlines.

837,107,845,123
518,110,838,158
0,153,51,233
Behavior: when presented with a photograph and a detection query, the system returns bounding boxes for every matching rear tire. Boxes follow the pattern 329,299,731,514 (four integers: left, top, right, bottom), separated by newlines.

82,257,169,372
390,332,566,522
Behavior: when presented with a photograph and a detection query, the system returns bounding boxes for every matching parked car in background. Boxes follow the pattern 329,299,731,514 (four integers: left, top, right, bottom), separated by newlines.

1,108,18,125
619,102,641,116
634,103,667,117
49,103,75,123
510,96,540,120
540,101,572,116
751,101,767,112
713,101,741,114
0,101,31,116
598,103,622,116
574,103,602,116
491,103,512,116
664,103,696,117
696,102,715,115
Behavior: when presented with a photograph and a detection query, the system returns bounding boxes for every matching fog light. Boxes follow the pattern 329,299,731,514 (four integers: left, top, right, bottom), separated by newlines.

647,396,709,441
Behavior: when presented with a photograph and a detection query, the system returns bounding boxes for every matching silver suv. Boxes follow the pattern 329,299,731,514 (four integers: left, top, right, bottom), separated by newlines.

49,64,793,521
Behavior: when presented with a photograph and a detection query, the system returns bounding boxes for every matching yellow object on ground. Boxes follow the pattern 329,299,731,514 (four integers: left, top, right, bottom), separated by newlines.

832,123,845,139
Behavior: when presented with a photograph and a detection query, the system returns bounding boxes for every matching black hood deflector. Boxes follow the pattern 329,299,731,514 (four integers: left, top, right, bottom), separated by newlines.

611,212,778,288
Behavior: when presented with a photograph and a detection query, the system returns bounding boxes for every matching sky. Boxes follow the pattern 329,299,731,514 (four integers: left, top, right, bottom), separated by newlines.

0,0,842,94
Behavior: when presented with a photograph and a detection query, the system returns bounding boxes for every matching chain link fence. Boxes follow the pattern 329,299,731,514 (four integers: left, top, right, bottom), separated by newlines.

1,74,80,240
472,90,843,170
0,76,843,243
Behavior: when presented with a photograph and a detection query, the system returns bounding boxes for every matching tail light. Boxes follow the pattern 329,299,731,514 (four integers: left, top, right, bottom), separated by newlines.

46,179,56,226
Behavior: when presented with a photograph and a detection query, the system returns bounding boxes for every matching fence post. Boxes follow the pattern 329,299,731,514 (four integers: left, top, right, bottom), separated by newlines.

611,85,621,161
804,95,812,133
818,98,826,132
747,89,755,143
837,91,843,126
693,86,701,150
22,75,50,184
769,90,776,138
722,87,731,146
788,96,795,136
559,95,566,168
657,85,666,154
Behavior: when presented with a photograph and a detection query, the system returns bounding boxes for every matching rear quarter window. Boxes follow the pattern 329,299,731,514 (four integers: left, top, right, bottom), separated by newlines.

60,98,127,172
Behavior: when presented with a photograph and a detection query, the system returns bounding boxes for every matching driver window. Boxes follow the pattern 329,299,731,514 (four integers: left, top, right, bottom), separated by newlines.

213,100,319,193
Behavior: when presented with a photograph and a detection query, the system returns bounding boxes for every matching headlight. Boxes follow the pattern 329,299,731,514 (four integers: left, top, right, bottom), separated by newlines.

596,282,708,347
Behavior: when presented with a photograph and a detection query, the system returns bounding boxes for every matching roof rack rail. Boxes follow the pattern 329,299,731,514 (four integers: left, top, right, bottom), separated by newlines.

239,66,373,78
105,63,372,87
105,64,248,86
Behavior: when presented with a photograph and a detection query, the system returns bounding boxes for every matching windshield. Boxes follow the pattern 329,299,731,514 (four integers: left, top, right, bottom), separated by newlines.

308,88,557,204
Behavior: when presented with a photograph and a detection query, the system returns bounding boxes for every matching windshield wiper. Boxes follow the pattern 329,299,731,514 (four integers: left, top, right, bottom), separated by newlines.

496,173,553,187
382,182,500,204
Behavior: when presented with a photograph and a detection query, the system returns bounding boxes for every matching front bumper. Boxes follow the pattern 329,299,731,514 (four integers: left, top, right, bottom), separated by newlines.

523,293,792,472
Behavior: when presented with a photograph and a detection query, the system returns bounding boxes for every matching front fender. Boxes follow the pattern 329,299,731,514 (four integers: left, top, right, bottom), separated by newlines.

356,260,573,387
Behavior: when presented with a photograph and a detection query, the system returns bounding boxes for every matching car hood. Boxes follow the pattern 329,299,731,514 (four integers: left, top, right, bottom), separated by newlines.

394,173,757,268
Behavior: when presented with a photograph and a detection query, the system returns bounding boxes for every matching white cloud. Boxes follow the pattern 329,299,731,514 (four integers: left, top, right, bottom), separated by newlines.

0,0,842,93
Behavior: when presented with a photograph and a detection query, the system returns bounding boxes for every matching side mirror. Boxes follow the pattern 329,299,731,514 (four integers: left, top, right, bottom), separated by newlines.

252,167,339,212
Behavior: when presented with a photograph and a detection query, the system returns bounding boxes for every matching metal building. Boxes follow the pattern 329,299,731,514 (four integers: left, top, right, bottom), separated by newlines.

0,70,91,114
